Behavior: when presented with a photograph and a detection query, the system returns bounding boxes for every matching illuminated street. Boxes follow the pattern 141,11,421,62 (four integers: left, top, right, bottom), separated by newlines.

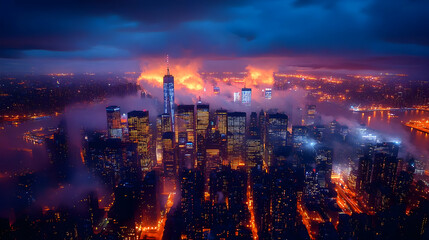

138,192,175,240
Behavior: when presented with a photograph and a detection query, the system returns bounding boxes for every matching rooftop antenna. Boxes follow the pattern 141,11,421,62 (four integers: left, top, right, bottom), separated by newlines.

166,54,170,75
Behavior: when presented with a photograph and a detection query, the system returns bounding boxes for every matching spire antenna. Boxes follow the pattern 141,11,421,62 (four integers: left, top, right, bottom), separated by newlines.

166,54,170,75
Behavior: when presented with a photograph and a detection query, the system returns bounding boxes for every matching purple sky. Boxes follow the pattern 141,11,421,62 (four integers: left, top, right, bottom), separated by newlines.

1,0,429,78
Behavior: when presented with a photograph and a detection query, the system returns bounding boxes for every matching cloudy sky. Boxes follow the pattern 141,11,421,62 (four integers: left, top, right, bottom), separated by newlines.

1,0,429,77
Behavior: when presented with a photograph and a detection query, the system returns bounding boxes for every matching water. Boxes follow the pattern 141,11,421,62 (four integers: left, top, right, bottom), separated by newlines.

317,102,429,163
1,97,428,174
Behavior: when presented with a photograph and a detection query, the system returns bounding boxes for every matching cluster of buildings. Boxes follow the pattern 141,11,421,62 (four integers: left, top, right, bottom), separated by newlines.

2,69,428,240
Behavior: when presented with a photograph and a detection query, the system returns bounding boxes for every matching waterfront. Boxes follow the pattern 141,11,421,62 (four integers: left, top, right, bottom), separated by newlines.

1,97,428,176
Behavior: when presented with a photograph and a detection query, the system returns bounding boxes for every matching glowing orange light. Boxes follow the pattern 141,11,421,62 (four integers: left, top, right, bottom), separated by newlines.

138,58,205,92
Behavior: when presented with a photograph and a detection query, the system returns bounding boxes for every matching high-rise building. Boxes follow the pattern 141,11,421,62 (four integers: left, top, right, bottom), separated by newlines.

249,112,259,137
162,132,176,192
264,88,272,100
215,109,228,136
175,105,195,145
180,169,204,239
127,110,151,173
270,164,298,239
46,121,71,183
155,115,163,165
140,170,161,228
315,145,333,188
177,132,194,171
267,113,288,148
241,88,252,106
161,113,172,133
227,112,246,168
196,104,209,170
106,106,122,139
292,126,308,149
163,68,175,131
247,136,262,169
357,156,372,193
374,142,399,158
266,113,288,166
196,104,209,138
371,152,398,189
251,167,271,239
234,92,241,103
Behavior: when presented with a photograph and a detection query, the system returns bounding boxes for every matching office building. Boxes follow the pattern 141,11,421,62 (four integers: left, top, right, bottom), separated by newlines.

128,110,151,173
106,106,122,139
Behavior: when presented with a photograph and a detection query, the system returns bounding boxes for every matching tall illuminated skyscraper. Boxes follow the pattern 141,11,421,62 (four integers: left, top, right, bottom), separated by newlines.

196,104,209,138
156,113,172,165
267,113,288,148
106,106,122,139
247,136,262,169
127,110,151,173
175,105,195,145
241,88,252,106
162,132,176,192
265,113,288,166
196,104,209,169
163,67,175,131
227,112,246,168
215,109,228,136
155,115,163,164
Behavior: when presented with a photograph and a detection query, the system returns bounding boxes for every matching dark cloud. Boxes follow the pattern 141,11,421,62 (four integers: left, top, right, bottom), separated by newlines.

366,0,429,46
1,0,429,76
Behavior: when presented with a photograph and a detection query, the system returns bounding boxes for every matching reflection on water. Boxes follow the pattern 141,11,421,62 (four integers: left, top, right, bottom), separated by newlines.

1,99,428,173
0,93,159,174
318,102,428,162
358,109,429,154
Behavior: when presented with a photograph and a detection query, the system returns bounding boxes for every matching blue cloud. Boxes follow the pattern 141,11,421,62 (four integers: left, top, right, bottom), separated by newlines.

0,0,429,75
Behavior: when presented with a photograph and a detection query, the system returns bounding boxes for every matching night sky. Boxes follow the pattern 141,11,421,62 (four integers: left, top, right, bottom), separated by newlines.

1,0,429,77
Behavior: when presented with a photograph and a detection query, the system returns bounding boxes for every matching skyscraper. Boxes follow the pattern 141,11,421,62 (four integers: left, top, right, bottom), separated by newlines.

247,136,262,169
140,170,161,228
315,145,333,188
196,104,209,139
196,104,209,170
267,113,288,166
227,112,246,168
175,105,195,145
264,88,272,100
106,106,122,139
163,68,175,131
127,110,151,173
215,109,228,136
234,92,241,103
162,132,176,192
241,88,252,106
267,113,288,148
180,169,204,239
249,112,259,137
159,113,171,133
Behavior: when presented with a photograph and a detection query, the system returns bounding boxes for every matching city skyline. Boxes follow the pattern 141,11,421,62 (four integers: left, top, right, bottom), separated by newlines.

1,1,429,239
